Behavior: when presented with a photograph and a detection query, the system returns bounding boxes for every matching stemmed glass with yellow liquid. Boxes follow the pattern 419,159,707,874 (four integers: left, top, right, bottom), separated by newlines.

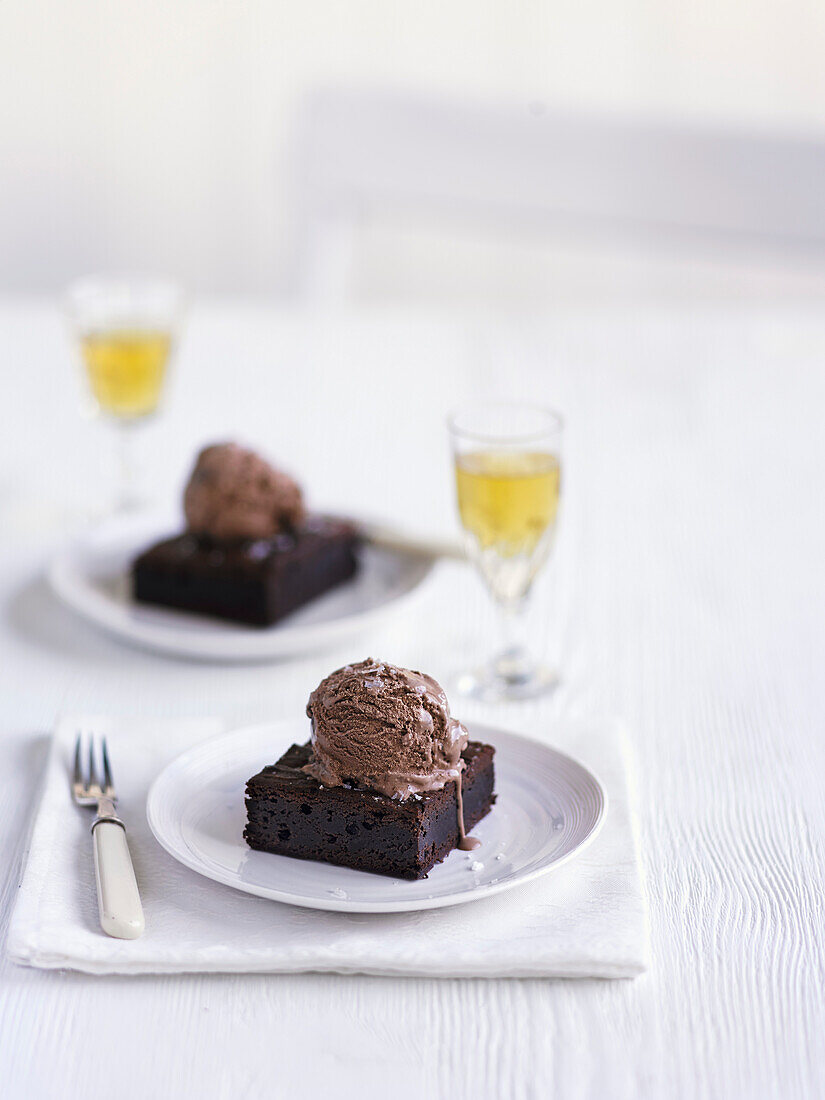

449,403,563,701
67,275,182,511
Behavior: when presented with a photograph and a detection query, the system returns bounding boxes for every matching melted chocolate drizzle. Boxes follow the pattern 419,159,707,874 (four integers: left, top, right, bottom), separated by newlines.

456,768,481,851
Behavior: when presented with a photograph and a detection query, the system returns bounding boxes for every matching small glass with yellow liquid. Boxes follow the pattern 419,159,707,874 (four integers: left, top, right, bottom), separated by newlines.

450,403,563,700
81,329,171,418
67,276,182,510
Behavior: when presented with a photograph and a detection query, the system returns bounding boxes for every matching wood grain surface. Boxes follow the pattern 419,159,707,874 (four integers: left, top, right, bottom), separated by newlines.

0,302,823,1099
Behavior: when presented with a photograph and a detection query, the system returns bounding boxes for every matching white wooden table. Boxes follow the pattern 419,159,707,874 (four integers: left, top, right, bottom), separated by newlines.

0,298,823,1099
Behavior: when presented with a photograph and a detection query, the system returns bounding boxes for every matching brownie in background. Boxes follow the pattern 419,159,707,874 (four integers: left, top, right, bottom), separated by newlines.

133,517,359,627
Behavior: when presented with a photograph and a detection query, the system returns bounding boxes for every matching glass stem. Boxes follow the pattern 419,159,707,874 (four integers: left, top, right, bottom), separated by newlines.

493,597,534,685
114,421,140,512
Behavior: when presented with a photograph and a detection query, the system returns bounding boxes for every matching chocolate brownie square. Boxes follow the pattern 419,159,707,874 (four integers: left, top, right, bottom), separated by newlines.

132,516,359,626
244,741,496,879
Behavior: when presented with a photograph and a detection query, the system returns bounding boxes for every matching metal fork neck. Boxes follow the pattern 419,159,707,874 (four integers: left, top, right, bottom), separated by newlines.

91,796,125,834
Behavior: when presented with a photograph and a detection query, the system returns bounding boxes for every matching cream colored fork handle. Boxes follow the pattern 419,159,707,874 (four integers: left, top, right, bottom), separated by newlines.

361,523,466,562
93,822,145,939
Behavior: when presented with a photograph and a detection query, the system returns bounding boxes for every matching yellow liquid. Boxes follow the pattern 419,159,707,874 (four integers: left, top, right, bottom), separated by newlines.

81,329,171,418
455,450,561,556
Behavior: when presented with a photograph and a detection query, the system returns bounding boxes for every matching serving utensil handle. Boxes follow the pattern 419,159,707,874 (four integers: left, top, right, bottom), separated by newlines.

360,521,465,561
92,820,145,939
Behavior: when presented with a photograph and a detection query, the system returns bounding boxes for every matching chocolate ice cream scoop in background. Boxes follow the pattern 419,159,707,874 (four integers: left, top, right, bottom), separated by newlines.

183,442,305,541
304,658,481,850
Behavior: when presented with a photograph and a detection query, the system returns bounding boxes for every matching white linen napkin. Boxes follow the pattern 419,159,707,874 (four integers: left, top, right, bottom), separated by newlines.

6,714,648,978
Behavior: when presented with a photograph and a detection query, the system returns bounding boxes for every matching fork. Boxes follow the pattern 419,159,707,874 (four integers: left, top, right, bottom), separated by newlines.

72,734,145,939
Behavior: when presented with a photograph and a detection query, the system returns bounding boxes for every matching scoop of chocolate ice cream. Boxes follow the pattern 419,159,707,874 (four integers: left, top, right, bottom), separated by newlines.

303,658,468,799
183,442,304,540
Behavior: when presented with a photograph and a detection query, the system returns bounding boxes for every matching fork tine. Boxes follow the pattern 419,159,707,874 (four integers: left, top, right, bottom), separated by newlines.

102,737,113,792
88,738,98,790
73,734,83,786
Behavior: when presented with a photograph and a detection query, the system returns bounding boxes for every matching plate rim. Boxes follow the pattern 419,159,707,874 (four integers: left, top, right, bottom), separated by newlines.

146,719,609,914
46,513,436,662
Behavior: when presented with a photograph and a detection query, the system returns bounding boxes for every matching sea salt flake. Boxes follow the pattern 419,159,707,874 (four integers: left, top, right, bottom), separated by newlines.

470,861,484,872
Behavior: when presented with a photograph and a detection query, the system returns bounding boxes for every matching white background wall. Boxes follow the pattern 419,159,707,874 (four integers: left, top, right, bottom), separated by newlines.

2,0,825,295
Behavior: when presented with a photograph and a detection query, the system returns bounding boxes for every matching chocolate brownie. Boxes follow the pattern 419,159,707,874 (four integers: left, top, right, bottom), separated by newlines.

244,740,496,879
132,516,359,627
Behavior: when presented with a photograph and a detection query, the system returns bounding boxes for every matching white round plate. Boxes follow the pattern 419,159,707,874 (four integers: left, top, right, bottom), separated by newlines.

146,720,607,913
46,513,434,662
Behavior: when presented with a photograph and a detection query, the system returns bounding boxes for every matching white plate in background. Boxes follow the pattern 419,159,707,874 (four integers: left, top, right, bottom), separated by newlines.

47,513,435,662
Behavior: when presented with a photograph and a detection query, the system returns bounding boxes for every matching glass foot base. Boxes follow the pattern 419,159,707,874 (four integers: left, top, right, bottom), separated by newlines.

456,663,559,702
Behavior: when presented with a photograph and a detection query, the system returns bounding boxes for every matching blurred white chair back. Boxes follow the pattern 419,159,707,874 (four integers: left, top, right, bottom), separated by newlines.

286,87,825,305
